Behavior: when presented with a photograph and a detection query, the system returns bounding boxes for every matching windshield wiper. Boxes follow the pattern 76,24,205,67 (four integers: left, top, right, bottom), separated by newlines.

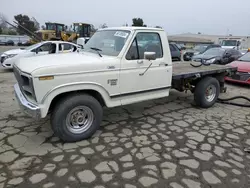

90,47,102,57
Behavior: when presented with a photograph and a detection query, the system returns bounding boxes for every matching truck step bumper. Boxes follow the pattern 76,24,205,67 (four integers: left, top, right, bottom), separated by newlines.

14,83,41,119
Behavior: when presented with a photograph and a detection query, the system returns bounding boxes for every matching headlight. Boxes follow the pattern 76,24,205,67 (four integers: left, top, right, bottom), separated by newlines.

206,58,216,64
6,54,17,59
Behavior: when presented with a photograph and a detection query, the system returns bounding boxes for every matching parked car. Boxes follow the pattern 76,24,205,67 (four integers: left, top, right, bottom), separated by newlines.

192,48,242,65
1,41,81,69
174,43,186,50
183,44,221,61
17,41,31,46
225,52,250,85
0,39,14,46
169,43,181,61
6,40,15,46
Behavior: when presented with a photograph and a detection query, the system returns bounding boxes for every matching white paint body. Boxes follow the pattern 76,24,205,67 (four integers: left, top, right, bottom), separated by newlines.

13,27,173,118
1,41,80,69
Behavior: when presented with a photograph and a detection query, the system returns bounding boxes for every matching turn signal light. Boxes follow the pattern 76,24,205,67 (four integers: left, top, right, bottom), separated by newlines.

39,76,54,80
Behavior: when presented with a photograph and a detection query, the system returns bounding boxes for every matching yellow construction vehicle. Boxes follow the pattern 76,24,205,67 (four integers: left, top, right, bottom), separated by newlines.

68,22,95,43
36,22,70,41
6,21,95,45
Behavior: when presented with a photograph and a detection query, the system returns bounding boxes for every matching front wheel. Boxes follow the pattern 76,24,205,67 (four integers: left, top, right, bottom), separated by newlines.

194,77,220,108
51,93,103,142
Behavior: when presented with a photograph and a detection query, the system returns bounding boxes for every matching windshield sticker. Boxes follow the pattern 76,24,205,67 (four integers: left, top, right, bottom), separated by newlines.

114,31,129,38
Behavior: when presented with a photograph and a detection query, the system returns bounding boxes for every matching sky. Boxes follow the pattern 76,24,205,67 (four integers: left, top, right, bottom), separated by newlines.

1,0,250,36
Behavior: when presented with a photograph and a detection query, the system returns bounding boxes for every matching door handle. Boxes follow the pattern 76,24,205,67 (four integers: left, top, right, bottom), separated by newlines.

159,62,168,66
137,60,143,64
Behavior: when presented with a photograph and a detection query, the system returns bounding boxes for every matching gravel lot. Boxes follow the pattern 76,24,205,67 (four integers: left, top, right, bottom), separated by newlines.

0,53,250,187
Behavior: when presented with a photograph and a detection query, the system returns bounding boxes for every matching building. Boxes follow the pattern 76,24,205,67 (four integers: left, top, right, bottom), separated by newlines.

168,33,250,49
168,35,213,48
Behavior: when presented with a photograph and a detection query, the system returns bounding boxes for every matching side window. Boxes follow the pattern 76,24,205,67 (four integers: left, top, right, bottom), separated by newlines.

125,39,139,60
59,43,73,51
63,43,73,50
126,32,163,60
39,43,51,52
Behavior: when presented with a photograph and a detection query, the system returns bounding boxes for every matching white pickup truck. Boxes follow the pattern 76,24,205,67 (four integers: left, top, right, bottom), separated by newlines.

13,27,237,142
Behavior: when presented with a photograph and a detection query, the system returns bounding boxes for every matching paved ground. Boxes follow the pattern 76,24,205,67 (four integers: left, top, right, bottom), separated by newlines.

0,46,18,54
0,69,250,188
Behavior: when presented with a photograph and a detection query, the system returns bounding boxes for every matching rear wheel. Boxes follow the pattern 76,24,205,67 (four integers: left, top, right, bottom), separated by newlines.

194,77,220,108
51,93,103,142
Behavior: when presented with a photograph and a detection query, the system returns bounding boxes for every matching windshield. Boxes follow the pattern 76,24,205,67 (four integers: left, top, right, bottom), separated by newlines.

193,45,207,53
24,43,43,50
238,52,250,62
202,48,225,56
221,40,237,46
83,30,131,56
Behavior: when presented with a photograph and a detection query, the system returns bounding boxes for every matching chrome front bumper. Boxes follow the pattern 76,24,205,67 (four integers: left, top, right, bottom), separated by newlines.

14,83,41,119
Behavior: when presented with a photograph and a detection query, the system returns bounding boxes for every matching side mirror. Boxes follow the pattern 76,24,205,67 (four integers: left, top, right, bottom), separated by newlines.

77,38,85,48
144,52,156,61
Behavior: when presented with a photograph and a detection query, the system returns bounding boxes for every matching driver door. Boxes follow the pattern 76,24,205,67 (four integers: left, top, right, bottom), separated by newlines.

119,31,171,105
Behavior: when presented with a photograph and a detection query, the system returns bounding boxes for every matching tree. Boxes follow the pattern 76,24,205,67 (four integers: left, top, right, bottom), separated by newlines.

31,17,40,30
14,14,39,35
0,27,2,34
8,29,17,35
0,13,8,29
132,18,147,27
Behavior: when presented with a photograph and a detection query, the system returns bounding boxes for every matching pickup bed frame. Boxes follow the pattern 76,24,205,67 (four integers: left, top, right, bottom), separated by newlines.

171,62,237,93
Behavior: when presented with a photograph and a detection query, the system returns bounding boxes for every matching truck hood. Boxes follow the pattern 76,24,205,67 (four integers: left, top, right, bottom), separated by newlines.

1,48,25,57
15,52,116,75
228,60,250,72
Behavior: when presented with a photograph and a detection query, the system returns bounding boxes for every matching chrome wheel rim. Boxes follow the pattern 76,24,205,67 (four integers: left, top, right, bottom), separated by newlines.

66,106,94,134
205,85,216,102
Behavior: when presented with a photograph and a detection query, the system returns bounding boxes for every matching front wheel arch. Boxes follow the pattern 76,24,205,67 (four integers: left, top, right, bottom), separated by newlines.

49,90,106,114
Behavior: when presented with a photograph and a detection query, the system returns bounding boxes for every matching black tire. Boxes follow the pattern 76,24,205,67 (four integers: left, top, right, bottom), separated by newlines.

194,77,220,108
51,93,103,142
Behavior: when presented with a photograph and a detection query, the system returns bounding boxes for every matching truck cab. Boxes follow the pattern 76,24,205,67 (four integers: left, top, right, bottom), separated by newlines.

13,27,173,141
220,39,241,50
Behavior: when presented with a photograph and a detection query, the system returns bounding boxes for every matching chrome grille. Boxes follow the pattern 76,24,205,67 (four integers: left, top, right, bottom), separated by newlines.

13,66,23,87
13,66,35,100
